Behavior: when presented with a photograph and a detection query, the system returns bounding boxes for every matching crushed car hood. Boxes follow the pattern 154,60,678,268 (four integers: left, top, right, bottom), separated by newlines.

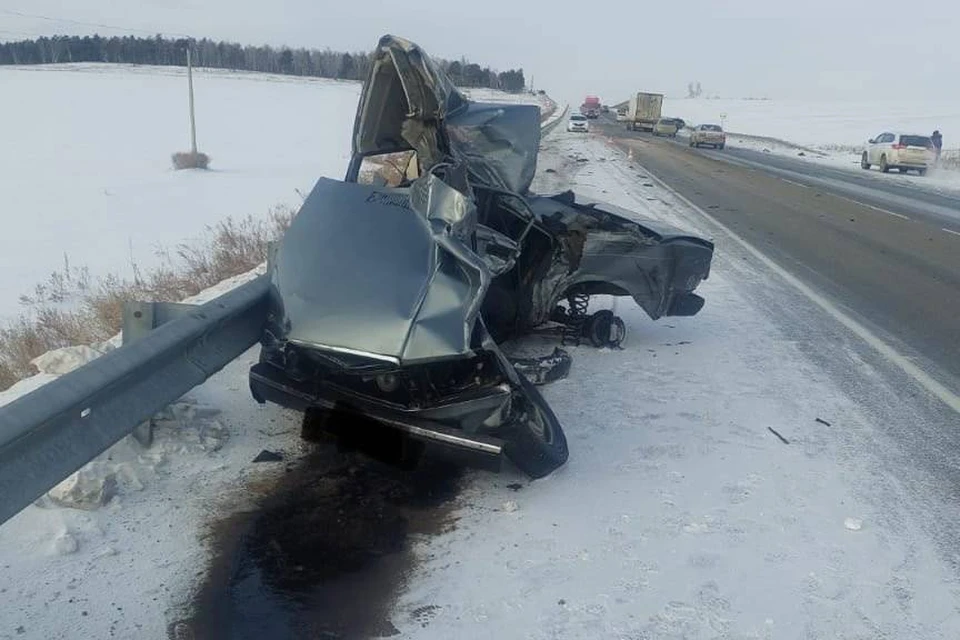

352,34,541,194
270,175,490,365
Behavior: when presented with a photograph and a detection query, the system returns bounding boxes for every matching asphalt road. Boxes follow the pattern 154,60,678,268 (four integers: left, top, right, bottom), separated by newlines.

592,116,960,392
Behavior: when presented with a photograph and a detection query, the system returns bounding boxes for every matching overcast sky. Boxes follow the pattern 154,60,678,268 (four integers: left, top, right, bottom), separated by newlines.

3,0,957,105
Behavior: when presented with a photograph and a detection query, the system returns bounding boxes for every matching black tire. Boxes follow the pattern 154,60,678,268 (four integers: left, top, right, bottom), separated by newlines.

880,155,890,173
502,374,569,479
861,153,870,170
898,168,907,174
718,143,725,150
919,168,927,176
689,140,695,147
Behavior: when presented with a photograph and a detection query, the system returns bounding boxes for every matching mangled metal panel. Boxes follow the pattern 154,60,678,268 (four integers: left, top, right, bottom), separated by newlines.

446,101,542,194
352,35,542,195
271,176,491,365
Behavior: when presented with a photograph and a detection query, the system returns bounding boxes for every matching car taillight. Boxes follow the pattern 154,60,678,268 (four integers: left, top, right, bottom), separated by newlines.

891,144,904,150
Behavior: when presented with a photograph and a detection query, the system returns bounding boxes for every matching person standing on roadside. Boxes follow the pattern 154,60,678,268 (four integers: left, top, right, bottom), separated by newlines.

932,130,943,164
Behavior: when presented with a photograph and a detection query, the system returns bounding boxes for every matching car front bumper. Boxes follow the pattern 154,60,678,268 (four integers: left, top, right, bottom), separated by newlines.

249,360,509,471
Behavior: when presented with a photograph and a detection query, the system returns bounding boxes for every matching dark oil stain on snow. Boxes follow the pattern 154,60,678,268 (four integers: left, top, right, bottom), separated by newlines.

178,414,464,640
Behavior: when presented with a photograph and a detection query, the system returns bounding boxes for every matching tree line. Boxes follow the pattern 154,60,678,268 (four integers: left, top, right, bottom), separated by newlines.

0,34,527,91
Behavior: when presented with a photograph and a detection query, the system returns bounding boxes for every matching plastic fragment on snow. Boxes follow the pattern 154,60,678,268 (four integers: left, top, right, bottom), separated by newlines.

844,517,863,531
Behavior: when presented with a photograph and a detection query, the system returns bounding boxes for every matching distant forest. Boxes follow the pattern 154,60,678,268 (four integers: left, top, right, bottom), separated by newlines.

0,34,528,92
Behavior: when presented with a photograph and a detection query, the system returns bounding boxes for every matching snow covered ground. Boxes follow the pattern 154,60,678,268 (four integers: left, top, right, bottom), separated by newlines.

0,83,555,640
0,264,314,639
0,63,361,320
5,86,959,638
664,96,960,193
387,132,960,638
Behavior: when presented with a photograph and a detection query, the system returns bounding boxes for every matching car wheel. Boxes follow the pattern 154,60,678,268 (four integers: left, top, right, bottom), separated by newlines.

880,155,890,173
585,310,627,348
898,168,907,174
919,168,927,176
502,373,569,479
861,153,870,170
718,143,725,150
689,140,695,147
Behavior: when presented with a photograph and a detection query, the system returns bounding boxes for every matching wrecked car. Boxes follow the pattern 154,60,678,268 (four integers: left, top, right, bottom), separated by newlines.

249,35,714,478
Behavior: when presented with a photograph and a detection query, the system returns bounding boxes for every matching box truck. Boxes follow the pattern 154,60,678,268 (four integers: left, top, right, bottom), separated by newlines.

625,92,664,132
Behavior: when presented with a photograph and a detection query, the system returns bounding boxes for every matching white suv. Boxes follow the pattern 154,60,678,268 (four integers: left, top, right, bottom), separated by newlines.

861,132,934,175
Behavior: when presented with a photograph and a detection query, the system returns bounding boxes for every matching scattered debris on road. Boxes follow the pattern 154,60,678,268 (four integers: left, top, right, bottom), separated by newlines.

768,427,790,445
252,449,283,463
844,517,864,531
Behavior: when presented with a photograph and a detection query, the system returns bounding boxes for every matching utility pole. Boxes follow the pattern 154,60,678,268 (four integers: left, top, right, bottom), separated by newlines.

187,47,197,154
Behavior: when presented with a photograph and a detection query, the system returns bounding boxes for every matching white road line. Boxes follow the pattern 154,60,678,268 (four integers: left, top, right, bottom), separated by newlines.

943,228,960,238
779,177,810,189
827,192,912,220
637,160,960,417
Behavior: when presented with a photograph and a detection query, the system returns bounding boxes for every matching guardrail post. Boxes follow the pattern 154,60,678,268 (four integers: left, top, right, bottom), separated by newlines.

122,300,198,447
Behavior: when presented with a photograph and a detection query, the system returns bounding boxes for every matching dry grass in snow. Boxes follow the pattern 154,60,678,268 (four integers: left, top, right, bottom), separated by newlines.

0,206,292,390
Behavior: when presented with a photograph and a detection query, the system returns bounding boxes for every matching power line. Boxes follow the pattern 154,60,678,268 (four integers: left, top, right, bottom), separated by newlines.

0,28,47,38
0,8,195,39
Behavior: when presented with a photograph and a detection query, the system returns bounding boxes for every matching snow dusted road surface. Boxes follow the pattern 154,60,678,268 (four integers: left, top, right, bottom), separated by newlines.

388,131,960,638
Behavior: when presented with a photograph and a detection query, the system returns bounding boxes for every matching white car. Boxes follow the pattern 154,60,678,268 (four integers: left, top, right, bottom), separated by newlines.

861,132,935,175
567,114,589,133
616,107,628,122
690,124,726,149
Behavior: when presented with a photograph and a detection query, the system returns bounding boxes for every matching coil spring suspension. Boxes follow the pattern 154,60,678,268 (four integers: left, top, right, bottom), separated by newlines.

561,293,590,346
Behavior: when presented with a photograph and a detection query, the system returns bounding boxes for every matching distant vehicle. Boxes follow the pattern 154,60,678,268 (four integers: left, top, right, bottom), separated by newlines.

580,95,601,119
690,124,726,149
601,105,610,114
625,92,664,132
652,118,680,137
616,107,628,122
861,132,934,175
567,114,590,133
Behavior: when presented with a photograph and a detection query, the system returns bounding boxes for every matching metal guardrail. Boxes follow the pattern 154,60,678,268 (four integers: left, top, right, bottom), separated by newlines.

0,276,269,525
0,105,563,527
541,104,569,136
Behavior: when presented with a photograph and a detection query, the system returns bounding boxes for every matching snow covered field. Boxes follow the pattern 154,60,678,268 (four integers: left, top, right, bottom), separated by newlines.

0,64,556,322
0,63,361,320
664,96,959,149
663,96,960,194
